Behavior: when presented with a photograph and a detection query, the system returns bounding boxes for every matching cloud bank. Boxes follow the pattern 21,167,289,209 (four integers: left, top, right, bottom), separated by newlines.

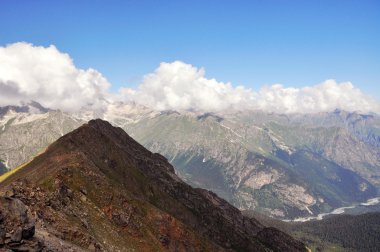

120,61,254,111
0,42,111,111
1,42,379,114
123,61,380,114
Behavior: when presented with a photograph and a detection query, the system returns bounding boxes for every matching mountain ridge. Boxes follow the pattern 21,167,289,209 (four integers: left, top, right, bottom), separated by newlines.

0,119,306,251
1,102,379,219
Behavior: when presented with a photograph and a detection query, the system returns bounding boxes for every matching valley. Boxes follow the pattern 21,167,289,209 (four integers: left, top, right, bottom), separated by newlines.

1,2,379,251
1,102,379,220
286,196,380,222
244,210,380,252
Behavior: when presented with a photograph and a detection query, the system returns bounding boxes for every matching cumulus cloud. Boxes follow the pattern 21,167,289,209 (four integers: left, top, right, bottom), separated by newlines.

121,61,380,114
255,81,380,113
1,42,379,114
0,42,111,111
120,61,254,111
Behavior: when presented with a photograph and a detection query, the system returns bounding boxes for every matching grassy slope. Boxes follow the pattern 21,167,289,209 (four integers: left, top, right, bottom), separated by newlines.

0,159,32,183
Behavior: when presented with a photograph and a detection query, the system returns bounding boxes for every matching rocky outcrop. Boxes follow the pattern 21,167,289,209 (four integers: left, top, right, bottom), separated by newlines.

0,194,43,251
1,180,102,252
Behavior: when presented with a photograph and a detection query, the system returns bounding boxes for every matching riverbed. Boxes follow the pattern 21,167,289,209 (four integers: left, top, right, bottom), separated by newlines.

285,197,380,222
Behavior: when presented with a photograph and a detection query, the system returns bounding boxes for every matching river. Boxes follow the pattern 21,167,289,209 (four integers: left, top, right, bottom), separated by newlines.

285,197,380,222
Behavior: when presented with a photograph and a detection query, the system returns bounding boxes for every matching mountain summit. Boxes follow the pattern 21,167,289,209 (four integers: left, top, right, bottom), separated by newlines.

0,119,306,251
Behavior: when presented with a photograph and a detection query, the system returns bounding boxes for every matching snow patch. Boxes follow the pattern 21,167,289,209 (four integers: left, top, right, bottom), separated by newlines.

304,206,313,215
220,124,243,138
13,113,49,125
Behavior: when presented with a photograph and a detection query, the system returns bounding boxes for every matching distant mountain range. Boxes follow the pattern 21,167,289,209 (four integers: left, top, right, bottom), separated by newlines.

1,102,379,219
0,119,306,251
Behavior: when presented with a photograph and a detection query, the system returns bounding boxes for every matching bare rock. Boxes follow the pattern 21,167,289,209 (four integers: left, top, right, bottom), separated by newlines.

0,196,43,251
11,227,22,242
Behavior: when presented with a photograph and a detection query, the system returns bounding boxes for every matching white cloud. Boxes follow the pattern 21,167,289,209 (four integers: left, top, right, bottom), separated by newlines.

1,43,379,114
122,61,380,114
0,42,111,111
120,61,255,111
255,81,380,113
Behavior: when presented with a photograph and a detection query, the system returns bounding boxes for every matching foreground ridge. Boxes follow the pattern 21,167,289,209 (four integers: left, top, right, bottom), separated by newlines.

0,119,306,251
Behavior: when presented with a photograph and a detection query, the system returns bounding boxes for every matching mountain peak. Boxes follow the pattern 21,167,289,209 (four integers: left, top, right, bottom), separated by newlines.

0,119,306,251
0,101,50,117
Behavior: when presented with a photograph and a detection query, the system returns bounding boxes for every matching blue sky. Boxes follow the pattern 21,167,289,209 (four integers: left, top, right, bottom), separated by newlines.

1,0,379,97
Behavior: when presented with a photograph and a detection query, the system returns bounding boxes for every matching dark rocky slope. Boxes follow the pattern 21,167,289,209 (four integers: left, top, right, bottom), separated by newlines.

0,119,306,251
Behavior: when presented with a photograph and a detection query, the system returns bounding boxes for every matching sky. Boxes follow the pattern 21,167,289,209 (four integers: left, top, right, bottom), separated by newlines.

0,0,379,113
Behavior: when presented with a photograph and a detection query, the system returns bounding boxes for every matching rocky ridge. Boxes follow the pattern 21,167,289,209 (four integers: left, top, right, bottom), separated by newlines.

0,119,306,251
